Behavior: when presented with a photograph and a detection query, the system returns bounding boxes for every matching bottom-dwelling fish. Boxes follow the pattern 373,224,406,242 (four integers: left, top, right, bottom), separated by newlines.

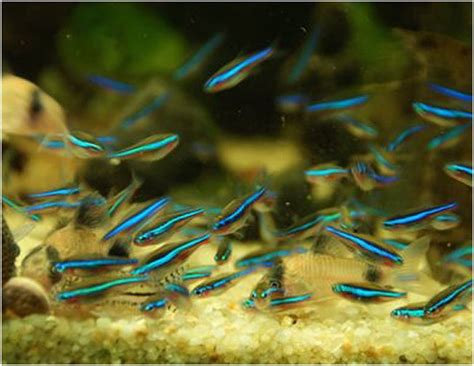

253,236,439,305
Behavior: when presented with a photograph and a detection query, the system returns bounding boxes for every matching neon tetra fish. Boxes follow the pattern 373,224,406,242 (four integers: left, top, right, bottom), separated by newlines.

120,93,170,129
107,134,179,162
444,162,472,187
336,115,378,140
413,102,472,127
107,176,143,218
212,187,266,236
102,197,170,241
87,75,136,94
131,233,211,275
306,95,369,113
430,213,461,231
390,302,433,325
191,267,256,297
204,46,274,93
350,161,398,191
26,186,80,201
133,208,205,246
174,33,226,81
427,122,472,150
52,257,138,273
64,131,106,159
386,124,427,152
304,163,349,185
383,201,458,232
56,275,149,302
325,225,404,267
332,282,407,302
424,279,472,318
428,83,472,103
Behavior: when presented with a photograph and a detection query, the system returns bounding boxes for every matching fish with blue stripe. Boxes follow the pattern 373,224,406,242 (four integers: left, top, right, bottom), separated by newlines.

2,195,42,221
56,275,149,302
442,245,472,268
390,302,432,325
102,197,170,241
306,95,369,113
204,46,274,93
444,162,472,187
428,83,472,103
25,200,82,214
174,33,226,81
413,102,472,127
212,187,267,236
130,233,211,275
305,163,349,185
287,27,319,84
430,213,461,231
107,177,143,218
383,201,458,232
191,266,257,297
181,265,216,282
424,279,472,318
332,282,407,302
368,144,398,176
386,124,428,152
87,75,136,94
133,208,205,246
26,186,81,201
427,122,472,150
236,247,308,268
120,93,170,129
52,257,139,273
350,161,398,191
107,134,179,162
325,225,404,266
336,115,378,140
64,131,106,159
276,208,341,242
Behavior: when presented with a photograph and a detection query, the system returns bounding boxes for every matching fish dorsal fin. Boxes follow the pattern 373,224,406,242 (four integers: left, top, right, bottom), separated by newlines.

312,231,354,258
391,235,440,295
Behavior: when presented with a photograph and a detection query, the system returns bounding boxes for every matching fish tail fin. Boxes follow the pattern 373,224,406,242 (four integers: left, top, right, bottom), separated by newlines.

390,235,440,296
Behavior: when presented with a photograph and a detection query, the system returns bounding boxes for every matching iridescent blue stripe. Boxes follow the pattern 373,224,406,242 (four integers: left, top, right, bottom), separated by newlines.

383,202,458,229
102,197,170,241
306,95,369,112
212,187,266,231
325,225,403,265
130,233,211,275
386,124,427,152
428,83,472,102
57,276,148,301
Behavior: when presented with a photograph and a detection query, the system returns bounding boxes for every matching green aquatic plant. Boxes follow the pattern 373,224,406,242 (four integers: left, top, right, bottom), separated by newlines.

57,3,188,78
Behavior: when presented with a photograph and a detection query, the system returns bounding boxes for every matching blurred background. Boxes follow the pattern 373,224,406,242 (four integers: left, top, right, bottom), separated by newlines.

2,3,472,249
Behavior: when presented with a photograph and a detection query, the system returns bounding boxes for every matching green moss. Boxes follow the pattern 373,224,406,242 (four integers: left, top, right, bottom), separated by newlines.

57,3,187,79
